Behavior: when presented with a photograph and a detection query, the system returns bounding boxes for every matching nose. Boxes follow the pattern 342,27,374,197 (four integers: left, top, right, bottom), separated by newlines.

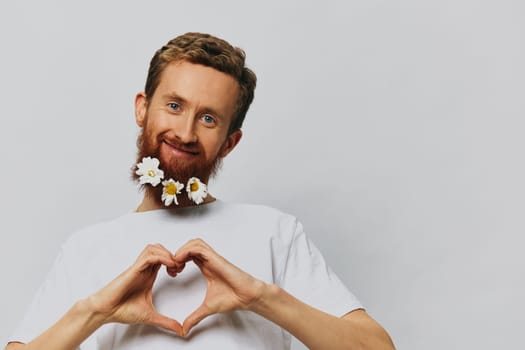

174,114,198,144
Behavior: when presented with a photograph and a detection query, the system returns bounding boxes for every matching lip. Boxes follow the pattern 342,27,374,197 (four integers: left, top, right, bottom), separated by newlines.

162,140,199,159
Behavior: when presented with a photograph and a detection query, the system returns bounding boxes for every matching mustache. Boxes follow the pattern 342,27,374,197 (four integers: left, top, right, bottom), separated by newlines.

159,135,203,155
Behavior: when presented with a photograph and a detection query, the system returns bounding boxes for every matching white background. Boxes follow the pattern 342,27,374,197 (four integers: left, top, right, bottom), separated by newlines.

1,1,524,349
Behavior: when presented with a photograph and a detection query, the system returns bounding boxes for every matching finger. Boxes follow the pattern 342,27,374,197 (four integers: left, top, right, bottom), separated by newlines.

166,263,185,277
173,239,214,265
137,254,176,273
148,312,183,336
136,244,178,271
182,303,212,336
166,266,177,277
174,241,246,288
151,243,188,272
144,243,177,263
140,243,174,260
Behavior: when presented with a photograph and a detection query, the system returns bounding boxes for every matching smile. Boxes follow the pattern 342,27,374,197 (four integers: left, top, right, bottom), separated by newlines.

162,140,200,159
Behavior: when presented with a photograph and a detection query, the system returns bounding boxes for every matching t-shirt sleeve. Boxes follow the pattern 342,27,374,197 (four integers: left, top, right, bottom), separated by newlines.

8,246,78,348
272,218,363,318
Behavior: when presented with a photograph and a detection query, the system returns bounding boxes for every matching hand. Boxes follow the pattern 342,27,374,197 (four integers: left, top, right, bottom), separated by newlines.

87,244,183,335
173,239,267,336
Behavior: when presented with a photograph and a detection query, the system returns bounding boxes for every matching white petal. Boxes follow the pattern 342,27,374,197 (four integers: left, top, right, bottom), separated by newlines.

140,157,153,168
151,177,161,187
186,178,195,193
194,195,204,205
136,159,146,169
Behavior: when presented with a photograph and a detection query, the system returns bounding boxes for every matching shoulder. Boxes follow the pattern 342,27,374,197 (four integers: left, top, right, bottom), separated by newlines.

220,202,299,226
220,201,288,215
61,212,136,252
218,202,302,244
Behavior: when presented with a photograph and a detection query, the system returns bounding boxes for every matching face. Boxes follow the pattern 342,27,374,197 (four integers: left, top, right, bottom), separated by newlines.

134,60,242,192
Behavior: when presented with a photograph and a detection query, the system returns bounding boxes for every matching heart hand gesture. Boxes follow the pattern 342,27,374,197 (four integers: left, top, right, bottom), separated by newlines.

173,239,267,336
86,239,266,337
87,244,183,335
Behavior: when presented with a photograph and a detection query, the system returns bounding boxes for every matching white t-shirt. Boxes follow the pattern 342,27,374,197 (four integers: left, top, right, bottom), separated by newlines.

10,201,362,349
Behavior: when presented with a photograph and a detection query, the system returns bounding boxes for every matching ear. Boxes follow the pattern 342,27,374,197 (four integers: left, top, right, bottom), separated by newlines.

135,92,148,127
219,129,243,158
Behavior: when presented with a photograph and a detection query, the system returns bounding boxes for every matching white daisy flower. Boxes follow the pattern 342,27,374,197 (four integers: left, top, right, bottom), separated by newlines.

135,156,164,187
186,177,208,205
161,179,184,206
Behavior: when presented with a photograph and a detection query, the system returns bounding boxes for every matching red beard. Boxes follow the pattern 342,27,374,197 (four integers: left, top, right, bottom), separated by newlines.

132,124,222,206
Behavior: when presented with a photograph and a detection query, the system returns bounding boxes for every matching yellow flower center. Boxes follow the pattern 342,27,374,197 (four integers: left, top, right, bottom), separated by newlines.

147,170,156,177
190,182,199,192
165,182,178,196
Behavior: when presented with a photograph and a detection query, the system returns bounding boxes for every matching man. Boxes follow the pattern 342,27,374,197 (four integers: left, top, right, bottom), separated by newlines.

6,32,395,349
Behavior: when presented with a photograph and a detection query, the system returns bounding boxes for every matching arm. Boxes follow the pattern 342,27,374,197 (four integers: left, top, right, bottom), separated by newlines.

174,239,395,350
5,300,107,350
253,285,395,350
5,244,182,350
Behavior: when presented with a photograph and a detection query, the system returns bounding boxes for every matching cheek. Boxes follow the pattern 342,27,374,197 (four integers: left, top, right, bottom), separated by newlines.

144,117,174,144
201,143,216,160
145,114,170,131
199,136,223,159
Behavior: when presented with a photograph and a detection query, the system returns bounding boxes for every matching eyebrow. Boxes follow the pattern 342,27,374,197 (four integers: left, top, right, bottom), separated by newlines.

162,92,225,120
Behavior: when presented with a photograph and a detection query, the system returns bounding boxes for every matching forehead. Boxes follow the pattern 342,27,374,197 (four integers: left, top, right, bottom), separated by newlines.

154,60,239,118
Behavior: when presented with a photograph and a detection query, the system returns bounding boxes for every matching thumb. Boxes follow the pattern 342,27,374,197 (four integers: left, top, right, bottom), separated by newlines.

148,311,183,336
182,303,212,336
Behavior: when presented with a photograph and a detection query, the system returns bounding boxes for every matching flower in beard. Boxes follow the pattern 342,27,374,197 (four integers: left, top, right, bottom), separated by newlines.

186,177,208,205
135,157,164,186
161,179,184,206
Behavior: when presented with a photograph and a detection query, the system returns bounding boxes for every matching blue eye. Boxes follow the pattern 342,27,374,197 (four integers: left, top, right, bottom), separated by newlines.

202,115,215,124
168,102,181,111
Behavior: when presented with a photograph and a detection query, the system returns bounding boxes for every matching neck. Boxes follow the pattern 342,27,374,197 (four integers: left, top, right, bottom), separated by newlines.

135,190,217,212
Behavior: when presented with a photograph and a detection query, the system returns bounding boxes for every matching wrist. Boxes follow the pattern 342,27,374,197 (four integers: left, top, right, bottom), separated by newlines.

78,297,113,326
248,283,282,315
